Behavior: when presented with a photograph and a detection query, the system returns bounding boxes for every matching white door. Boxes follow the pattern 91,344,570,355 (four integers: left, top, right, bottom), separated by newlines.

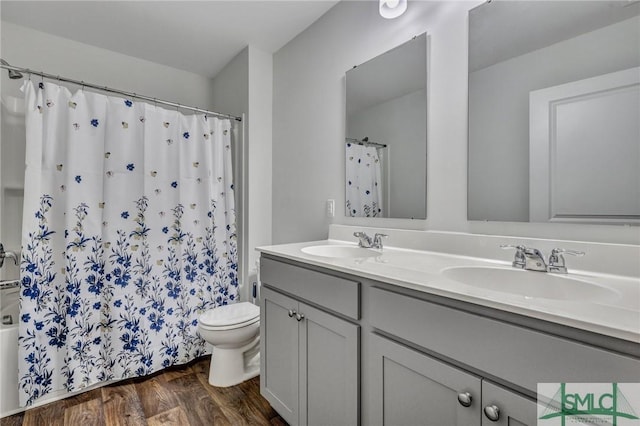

529,67,640,223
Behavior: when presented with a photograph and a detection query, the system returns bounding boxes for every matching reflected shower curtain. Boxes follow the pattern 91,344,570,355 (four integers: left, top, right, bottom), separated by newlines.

18,81,238,406
345,143,383,217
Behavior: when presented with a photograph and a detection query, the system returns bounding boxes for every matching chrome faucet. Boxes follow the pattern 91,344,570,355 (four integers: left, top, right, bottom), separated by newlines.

500,244,547,272
0,243,19,268
501,245,585,274
354,232,388,250
548,248,585,274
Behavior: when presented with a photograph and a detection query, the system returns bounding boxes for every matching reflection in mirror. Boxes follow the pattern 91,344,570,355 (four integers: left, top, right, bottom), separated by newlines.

468,1,640,224
345,33,427,219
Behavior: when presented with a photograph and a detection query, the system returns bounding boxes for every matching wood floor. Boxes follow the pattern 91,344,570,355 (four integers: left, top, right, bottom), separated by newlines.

1,357,287,426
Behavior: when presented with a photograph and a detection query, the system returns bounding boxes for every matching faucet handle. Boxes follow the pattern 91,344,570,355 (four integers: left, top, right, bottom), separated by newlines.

500,244,526,251
373,233,388,249
353,231,373,248
548,248,585,274
551,248,585,257
500,244,526,269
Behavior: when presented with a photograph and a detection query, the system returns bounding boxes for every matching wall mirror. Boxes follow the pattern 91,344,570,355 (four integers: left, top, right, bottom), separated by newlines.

468,1,640,224
345,33,427,219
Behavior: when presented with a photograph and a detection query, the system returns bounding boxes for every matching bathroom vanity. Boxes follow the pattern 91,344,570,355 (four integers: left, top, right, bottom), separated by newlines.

258,237,640,426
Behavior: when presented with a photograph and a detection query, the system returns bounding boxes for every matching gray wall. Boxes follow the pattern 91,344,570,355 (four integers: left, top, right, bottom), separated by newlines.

212,48,249,119
212,46,273,297
246,47,273,286
468,17,640,222
272,0,639,245
211,48,250,297
348,90,427,219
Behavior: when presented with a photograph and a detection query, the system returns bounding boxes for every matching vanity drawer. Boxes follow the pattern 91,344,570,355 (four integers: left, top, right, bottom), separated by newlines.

260,257,360,320
368,286,640,394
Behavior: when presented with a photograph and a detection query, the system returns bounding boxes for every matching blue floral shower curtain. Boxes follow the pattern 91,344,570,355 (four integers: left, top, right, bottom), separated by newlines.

18,81,238,406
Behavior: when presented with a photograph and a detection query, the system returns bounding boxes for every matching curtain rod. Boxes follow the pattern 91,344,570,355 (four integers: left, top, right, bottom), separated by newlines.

0,60,242,122
346,137,387,148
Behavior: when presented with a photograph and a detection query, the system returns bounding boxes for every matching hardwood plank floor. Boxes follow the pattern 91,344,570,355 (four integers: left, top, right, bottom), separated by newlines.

1,357,286,426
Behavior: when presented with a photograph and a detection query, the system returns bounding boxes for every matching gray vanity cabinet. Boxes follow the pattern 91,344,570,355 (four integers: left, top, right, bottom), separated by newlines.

260,283,359,426
368,333,481,426
299,301,359,426
260,255,638,426
481,381,538,426
261,286,300,425
367,334,539,426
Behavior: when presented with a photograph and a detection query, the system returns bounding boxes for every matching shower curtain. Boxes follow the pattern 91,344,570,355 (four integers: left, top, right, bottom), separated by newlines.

345,143,383,217
18,81,238,406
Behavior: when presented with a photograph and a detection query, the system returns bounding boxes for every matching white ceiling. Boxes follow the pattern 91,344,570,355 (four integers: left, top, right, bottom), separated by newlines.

1,0,339,78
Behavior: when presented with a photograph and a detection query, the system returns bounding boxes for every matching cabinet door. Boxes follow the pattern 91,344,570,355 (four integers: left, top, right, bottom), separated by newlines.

299,302,360,426
368,334,481,426
481,381,538,426
261,287,299,426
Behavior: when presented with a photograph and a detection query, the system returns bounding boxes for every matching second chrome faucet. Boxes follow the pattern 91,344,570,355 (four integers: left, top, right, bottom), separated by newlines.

501,244,584,274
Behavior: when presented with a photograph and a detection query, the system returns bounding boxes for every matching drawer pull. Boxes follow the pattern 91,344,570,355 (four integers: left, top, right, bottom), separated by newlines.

484,405,500,422
295,313,305,322
288,309,296,318
457,392,473,407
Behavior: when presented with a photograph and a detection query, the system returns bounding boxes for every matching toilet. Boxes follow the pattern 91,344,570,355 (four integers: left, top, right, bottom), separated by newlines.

197,302,261,387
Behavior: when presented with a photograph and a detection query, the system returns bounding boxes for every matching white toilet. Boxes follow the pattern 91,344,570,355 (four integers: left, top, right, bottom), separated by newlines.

197,302,261,387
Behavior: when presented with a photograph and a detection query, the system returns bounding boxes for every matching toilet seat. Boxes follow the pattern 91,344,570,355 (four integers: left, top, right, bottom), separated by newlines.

199,302,260,329
199,316,259,331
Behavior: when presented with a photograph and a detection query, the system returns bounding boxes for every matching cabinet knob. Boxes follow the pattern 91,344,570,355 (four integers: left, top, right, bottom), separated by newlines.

483,405,500,422
295,313,305,322
288,309,296,318
457,392,473,407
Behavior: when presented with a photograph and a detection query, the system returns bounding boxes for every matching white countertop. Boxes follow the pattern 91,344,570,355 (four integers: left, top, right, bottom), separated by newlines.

257,239,640,344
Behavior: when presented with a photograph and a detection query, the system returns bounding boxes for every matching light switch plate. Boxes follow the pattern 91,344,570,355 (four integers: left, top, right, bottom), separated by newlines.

326,199,335,217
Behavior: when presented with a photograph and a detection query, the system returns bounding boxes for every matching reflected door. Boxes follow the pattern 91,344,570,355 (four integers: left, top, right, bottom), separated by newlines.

529,67,640,223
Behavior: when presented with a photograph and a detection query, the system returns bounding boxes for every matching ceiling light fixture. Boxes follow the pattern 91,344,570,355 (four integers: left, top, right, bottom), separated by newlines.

379,0,407,19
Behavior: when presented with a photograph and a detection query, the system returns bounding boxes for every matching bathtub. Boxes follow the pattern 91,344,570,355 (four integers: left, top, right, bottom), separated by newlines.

0,281,20,417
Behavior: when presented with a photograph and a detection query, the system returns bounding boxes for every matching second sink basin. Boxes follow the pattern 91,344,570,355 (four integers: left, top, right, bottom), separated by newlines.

301,245,380,259
442,266,619,302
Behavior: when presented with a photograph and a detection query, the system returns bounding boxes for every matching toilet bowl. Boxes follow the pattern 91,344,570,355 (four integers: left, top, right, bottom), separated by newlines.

198,302,261,387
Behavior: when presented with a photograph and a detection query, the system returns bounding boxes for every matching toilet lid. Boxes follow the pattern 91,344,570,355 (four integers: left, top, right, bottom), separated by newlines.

199,302,260,327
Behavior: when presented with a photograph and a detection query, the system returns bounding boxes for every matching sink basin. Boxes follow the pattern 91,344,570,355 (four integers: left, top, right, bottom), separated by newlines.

301,245,380,259
442,266,619,302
